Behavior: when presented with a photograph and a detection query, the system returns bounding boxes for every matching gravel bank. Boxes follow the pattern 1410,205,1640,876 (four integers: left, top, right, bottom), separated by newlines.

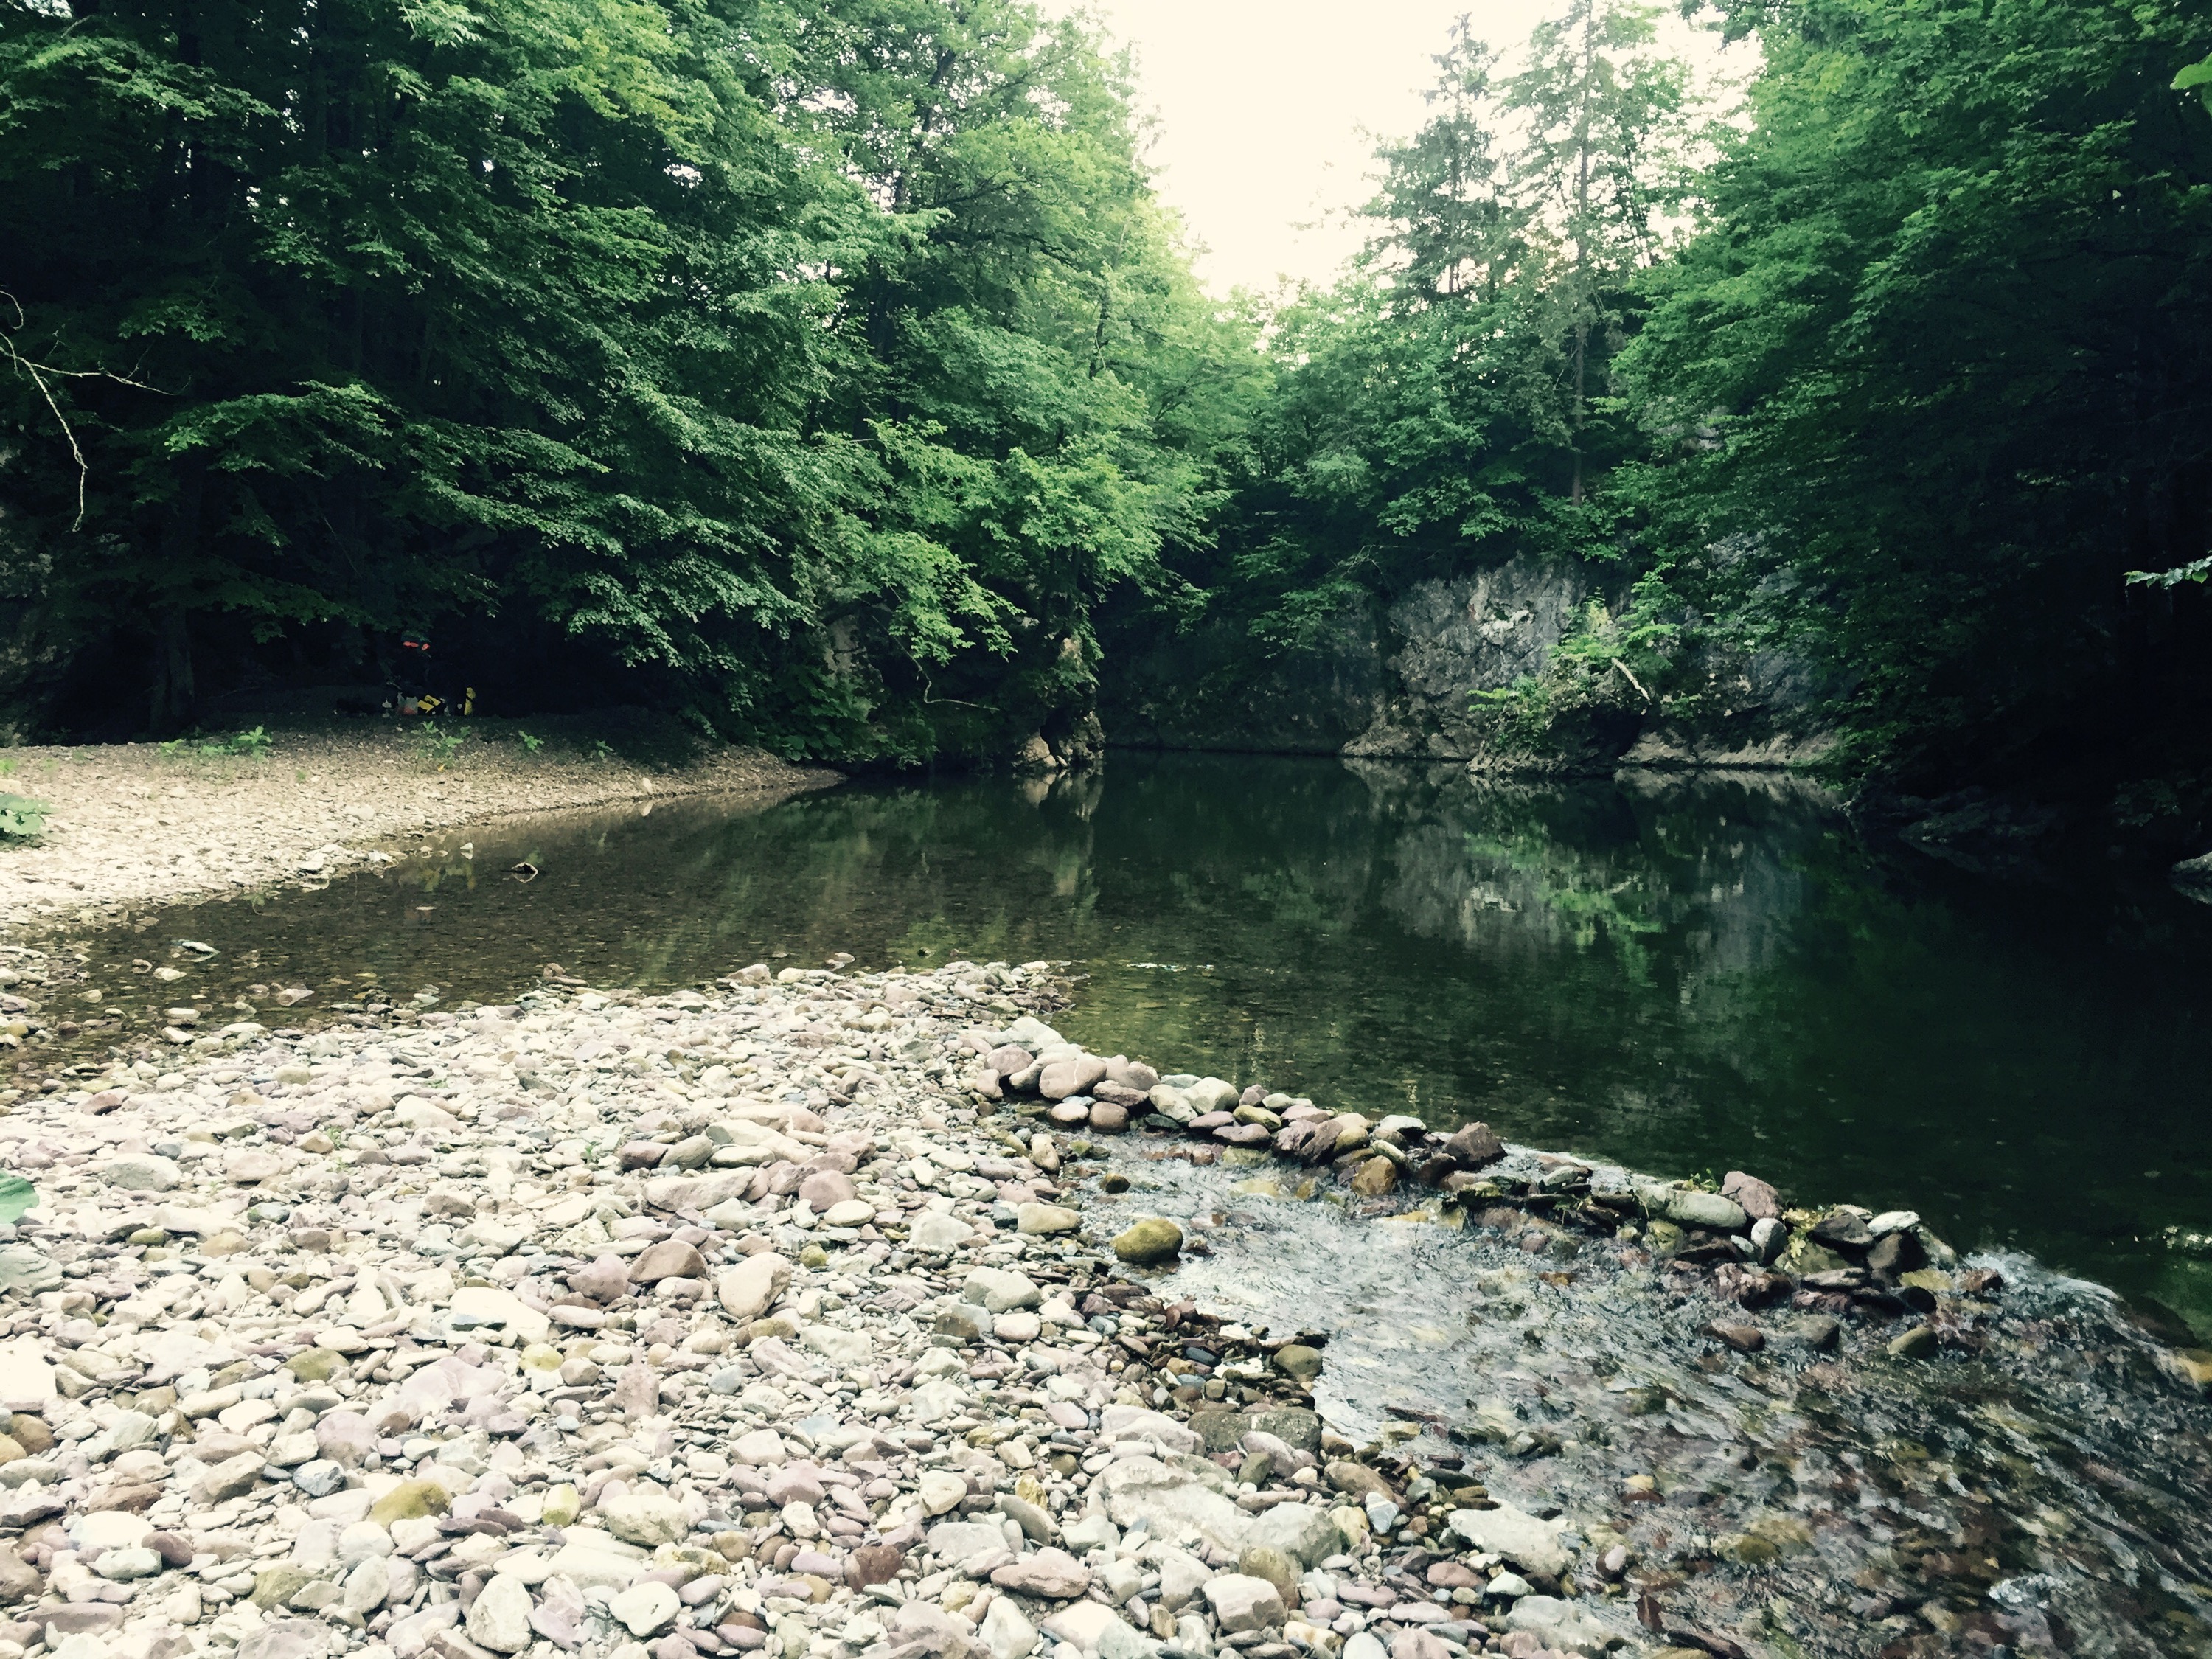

0,950,2197,1659
0,958,1695,1659
0,728,832,933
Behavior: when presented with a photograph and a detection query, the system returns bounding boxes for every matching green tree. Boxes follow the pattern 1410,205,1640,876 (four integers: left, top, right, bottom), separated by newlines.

1505,0,1693,502
1163,4,1692,667
0,0,1248,759
1618,0,2212,800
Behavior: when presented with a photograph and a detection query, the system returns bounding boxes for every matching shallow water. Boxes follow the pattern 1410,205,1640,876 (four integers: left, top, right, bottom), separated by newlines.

1096,1137,2212,1658
63,752,2212,1328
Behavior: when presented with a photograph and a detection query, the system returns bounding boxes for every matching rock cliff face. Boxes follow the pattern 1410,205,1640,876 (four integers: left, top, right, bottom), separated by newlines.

1105,556,1829,772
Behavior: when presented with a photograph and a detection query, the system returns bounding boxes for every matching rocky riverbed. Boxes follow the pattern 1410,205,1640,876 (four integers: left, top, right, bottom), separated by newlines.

0,957,2199,1659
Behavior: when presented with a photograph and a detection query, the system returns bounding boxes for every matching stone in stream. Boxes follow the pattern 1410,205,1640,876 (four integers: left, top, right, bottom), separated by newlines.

1112,1217,1183,1264
1447,1502,1568,1578
1721,1169,1781,1220
1040,1056,1107,1099
1349,1157,1398,1196
1811,1208,1876,1248
0,933,2063,1659
1888,1323,1939,1360
1663,1189,1749,1232
1503,1596,1627,1657
1750,1215,1788,1264
1866,1228,1925,1279
1443,1121,1505,1166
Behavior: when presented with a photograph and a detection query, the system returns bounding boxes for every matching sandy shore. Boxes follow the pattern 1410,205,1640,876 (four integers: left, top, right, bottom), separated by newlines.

0,726,835,935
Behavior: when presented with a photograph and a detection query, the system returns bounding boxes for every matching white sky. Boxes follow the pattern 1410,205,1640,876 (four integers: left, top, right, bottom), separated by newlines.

1052,0,1734,295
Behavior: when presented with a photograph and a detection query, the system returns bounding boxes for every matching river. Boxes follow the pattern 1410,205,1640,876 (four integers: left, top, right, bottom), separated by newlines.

66,752,2212,1338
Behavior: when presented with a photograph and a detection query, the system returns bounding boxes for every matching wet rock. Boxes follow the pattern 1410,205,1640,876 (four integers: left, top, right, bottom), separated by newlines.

1888,1324,1938,1360
1663,1189,1749,1233
1040,1057,1108,1100
1865,1228,1924,1279
1502,1596,1623,1657
1810,1208,1874,1248
1788,1315,1842,1351
1349,1158,1398,1197
1443,1122,1505,1167
1719,1171,1781,1220
1273,1344,1323,1384
1749,1216,1787,1265
1113,1217,1183,1264
1446,1503,1567,1578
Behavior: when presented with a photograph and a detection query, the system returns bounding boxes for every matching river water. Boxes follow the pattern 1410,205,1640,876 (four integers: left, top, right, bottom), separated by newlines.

65,753,2212,1332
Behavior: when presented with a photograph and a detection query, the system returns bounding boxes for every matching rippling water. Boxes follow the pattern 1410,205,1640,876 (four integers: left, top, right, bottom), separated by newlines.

63,753,2212,1329
1094,1138,2212,1658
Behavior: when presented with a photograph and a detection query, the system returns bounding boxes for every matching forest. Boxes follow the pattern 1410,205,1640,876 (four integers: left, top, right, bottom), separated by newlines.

3,0,2211,840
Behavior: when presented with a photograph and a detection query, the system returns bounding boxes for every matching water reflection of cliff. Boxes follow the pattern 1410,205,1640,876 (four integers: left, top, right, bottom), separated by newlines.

1347,760,1840,990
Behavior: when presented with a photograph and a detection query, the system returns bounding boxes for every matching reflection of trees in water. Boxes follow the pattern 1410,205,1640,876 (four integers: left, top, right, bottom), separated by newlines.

1349,760,1839,992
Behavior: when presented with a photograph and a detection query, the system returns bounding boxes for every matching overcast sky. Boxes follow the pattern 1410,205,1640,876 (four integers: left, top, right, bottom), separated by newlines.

1051,0,1735,295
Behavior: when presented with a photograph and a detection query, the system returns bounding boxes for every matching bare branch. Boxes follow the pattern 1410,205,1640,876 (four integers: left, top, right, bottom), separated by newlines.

0,291,170,532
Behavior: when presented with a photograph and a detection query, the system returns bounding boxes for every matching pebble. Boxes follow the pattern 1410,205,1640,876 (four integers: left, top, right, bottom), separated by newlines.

0,941,2040,1659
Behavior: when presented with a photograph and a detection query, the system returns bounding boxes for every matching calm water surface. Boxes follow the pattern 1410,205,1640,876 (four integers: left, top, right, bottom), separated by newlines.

72,754,2212,1329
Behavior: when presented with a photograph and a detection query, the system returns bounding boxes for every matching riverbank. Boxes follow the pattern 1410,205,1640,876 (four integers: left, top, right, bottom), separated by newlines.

0,723,836,935
0,960,2198,1659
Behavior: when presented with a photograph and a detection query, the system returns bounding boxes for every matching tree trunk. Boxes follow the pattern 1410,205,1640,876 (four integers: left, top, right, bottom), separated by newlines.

148,460,204,733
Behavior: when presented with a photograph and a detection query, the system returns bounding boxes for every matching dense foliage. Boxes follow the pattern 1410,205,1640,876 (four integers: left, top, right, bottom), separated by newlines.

1620,0,2212,798
6,0,2212,821
1152,0,2212,821
0,0,1246,757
